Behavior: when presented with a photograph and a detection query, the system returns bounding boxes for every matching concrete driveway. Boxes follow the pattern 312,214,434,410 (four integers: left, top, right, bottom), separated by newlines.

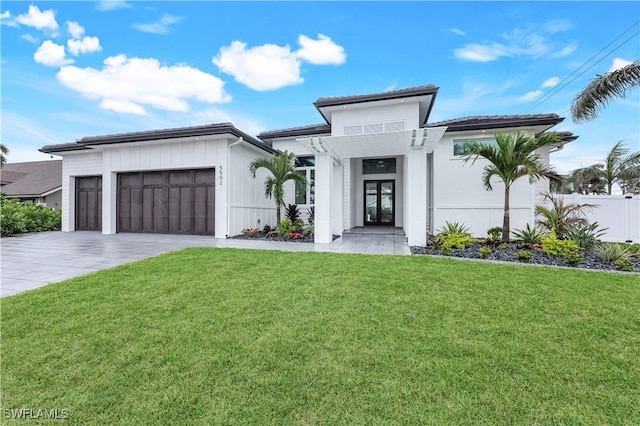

1,230,410,297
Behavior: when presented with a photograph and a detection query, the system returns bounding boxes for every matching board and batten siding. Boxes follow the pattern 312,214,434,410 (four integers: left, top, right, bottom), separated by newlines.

61,152,103,231
228,143,276,236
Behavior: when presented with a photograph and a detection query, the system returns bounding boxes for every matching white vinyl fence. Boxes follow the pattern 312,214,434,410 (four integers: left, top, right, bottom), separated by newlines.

554,193,640,243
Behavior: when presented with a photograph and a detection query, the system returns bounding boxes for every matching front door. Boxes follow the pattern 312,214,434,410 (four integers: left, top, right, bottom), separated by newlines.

364,180,395,226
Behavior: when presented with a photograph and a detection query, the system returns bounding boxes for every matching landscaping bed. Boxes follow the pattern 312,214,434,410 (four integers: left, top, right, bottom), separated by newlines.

411,242,640,273
230,231,314,243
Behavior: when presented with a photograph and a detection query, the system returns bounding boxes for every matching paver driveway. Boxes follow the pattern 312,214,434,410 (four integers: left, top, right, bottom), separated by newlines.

1,230,409,297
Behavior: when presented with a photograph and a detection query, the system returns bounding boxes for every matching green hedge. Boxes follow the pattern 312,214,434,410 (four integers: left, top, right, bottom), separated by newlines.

0,197,61,237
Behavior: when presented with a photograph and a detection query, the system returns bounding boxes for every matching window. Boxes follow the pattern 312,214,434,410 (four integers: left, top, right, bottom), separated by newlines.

453,138,498,156
295,157,315,205
363,158,396,174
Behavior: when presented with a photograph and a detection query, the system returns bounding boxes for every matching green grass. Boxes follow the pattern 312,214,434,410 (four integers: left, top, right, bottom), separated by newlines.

2,249,639,425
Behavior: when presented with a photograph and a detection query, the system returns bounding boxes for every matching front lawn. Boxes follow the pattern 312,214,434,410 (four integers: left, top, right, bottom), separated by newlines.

2,249,638,425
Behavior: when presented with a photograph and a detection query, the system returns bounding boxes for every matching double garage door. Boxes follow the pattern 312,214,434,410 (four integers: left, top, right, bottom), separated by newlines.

75,169,215,235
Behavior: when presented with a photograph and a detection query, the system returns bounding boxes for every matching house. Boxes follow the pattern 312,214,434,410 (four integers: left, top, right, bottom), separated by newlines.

40,85,576,245
0,160,63,208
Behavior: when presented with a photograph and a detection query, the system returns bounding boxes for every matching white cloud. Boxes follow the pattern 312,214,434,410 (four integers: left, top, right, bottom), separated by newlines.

450,28,466,36
518,90,543,102
213,41,303,91
296,34,346,65
194,108,265,136
67,21,84,39
454,43,509,62
16,5,58,32
56,55,231,115
541,19,572,34
609,57,633,73
67,36,101,55
551,41,577,58
384,82,397,92
96,1,131,11
541,77,560,88
132,14,183,35
34,40,73,67
1,10,18,27
21,33,39,43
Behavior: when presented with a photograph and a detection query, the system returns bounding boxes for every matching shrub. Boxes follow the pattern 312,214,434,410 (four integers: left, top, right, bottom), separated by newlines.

262,224,272,234
541,234,581,260
479,247,492,259
565,222,607,250
515,250,532,263
307,206,315,225
535,192,595,239
437,221,471,238
486,226,502,245
564,251,583,266
0,198,27,237
441,246,452,256
512,224,544,245
285,204,301,223
615,258,634,272
241,228,259,238
438,233,474,251
279,218,302,235
0,198,61,237
287,232,303,240
594,243,631,262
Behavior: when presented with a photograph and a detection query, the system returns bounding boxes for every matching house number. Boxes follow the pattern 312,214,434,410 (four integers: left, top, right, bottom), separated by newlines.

219,166,223,186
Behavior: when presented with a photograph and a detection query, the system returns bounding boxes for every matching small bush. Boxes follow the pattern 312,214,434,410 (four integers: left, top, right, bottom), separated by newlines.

564,251,583,266
512,224,544,245
262,224,272,234
615,258,634,272
594,243,631,262
541,235,581,260
0,198,61,237
565,222,607,250
307,206,315,225
479,247,492,259
515,250,532,263
486,226,502,245
279,219,303,235
241,228,259,237
437,221,471,238
441,246,452,256
438,233,474,251
285,204,301,223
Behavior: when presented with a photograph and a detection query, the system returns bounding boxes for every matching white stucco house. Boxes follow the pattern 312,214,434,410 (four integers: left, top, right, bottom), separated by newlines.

40,85,576,246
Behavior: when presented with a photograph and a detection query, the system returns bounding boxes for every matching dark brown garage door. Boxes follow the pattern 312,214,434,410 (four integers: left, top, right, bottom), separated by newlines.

117,169,215,235
76,176,103,231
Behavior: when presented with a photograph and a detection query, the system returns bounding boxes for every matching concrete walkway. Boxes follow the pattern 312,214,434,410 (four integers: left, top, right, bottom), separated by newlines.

1,230,409,297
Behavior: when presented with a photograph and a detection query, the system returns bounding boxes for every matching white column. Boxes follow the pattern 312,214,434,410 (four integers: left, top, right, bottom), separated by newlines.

342,158,351,231
314,152,333,243
215,141,229,238
332,161,343,236
102,171,117,234
405,147,427,246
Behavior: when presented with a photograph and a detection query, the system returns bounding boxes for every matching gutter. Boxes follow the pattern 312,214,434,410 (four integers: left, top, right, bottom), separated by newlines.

226,137,244,237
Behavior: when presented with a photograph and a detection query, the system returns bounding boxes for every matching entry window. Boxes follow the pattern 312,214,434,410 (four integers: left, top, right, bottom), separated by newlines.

363,158,396,174
295,157,315,206
453,138,497,156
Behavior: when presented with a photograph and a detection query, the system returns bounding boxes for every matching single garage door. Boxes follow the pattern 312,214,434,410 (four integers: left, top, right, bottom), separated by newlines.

117,169,215,235
76,176,102,231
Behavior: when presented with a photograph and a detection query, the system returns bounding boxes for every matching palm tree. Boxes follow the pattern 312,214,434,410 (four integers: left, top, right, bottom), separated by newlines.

462,131,561,242
0,143,8,167
601,141,640,194
249,151,307,228
568,164,606,194
571,60,640,123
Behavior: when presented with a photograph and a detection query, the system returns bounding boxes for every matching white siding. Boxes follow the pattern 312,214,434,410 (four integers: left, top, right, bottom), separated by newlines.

61,151,103,231
331,102,419,136
228,143,276,235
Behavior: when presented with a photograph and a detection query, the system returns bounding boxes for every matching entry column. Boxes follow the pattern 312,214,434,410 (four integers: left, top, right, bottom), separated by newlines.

405,147,427,246
314,152,333,244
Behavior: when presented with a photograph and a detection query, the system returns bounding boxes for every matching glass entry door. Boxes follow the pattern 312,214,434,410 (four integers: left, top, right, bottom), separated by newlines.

364,180,395,226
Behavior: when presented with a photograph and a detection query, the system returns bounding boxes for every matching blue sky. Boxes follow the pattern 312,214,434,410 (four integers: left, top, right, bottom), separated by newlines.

1,1,639,174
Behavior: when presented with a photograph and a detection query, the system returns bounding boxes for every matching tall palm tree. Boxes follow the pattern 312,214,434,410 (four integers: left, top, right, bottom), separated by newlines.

571,60,640,123
568,164,606,194
249,151,307,228
0,143,8,167
601,141,640,194
462,131,561,242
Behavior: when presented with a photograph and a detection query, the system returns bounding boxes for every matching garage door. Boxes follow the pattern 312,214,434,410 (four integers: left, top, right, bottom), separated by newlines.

117,169,215,235
76,176,102,231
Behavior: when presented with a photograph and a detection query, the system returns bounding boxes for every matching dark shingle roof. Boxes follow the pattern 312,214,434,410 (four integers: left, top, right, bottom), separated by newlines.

258,123,331,140
40,123,276,154
0,160,62,197
427,114,564,132
314,84,439,108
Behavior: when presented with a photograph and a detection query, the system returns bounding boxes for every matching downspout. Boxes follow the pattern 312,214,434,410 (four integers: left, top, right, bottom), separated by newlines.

226,137,244,237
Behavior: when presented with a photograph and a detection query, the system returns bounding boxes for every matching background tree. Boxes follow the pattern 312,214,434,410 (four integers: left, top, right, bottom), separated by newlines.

567,164,606,194
571,60,640,123
600,141,640,194
249,151,307,228
0,143,9,167
462,131,561,242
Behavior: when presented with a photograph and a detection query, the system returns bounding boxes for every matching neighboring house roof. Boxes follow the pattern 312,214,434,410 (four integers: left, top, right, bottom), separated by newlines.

40,122,277,154
258,123,331,140
314,84,439,125
1,160,62,197
427,114,564,132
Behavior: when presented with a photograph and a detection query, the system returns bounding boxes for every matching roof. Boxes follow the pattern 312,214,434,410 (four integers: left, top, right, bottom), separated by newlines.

258,123,331,140
0,160,62,197
427,114,564,132
40,122,277,154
